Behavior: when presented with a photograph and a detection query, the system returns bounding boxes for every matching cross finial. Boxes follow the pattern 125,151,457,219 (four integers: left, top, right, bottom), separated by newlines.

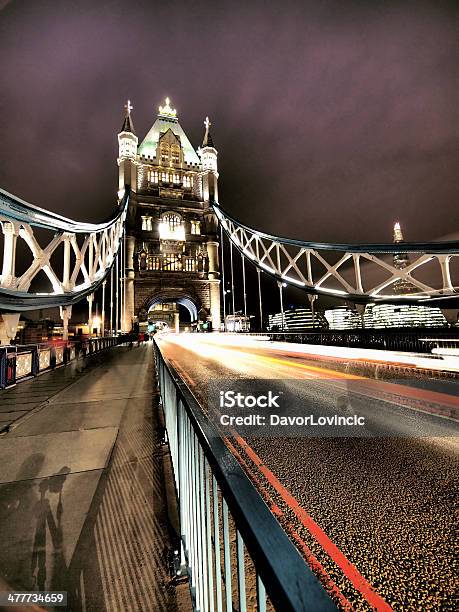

124,99,133,115
158,97,177,117
204,116,211,131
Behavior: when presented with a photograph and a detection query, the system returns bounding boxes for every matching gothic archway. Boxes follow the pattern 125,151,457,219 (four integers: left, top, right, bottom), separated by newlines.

141,289,202,322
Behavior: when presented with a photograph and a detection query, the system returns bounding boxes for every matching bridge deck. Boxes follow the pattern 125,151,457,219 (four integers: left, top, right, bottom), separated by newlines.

0,343,190,612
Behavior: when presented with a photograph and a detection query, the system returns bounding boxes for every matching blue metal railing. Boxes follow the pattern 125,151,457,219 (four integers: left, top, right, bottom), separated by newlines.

262,328,459,354
154,340,337,612
0,336,124,389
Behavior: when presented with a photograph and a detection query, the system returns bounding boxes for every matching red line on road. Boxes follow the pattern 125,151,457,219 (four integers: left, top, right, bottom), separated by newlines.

225,437,355,611
234,435,393,612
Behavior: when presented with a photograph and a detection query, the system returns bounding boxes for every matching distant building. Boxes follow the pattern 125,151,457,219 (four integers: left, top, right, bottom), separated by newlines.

392,221,414,294
323,303,449,330
225,314,251,332
364,303,447,328
268,307,328,331
324,307,362,330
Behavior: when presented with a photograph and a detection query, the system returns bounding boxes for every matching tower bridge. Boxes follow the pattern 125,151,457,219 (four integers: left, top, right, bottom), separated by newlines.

1,97,458,341
0,99,458,612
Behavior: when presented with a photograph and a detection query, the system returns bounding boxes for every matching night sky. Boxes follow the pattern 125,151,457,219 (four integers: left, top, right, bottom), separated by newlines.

0,0,458,247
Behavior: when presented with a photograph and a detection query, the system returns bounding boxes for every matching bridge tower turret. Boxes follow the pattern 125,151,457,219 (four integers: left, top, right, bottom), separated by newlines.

200,117,220,329
200,116,218,204
118,100,138,194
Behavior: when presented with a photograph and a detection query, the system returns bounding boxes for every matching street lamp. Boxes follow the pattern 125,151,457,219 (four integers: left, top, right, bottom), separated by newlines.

257,268,263,331
278,281,286,331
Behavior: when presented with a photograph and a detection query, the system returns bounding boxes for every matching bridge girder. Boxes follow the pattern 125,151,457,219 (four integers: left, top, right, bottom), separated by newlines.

0,187,128,311
213,203,459,306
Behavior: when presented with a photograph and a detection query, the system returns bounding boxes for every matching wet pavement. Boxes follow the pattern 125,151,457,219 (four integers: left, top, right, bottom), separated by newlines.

0,344,190,612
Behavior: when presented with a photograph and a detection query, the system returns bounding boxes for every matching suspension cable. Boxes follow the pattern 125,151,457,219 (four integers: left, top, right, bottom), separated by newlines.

242,253,247,317
230,241,235,316
220,224,227,330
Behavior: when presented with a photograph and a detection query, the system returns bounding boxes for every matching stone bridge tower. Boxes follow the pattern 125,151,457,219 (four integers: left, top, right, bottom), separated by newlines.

117,98,220,332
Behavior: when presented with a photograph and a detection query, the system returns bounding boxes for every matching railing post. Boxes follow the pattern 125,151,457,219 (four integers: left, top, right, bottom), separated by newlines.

190,426,199,602
31,345,39,376
213,476,223,612
178,400,187,570
222,499,232,612
195,437,204,611
236,530,247,612
50,345,56,369
0,348,6,389
256,574,267,612
199,447,209,612
7,348,17,386
205,458,215,612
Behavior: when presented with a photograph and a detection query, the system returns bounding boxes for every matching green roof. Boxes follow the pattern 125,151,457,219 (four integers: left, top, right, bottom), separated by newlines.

138,115,201,165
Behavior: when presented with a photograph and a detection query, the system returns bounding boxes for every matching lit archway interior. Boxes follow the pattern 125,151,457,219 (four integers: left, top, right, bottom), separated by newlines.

147,296,198,322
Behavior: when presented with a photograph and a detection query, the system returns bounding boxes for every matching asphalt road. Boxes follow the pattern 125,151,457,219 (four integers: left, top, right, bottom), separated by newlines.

157,334,459,612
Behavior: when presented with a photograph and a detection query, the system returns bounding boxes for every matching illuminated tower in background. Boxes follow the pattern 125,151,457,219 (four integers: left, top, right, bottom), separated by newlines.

117,98,221,332
393,221,413,294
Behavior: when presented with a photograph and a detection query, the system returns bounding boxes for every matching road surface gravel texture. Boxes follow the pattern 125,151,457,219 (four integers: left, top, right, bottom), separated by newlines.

157,333,458,612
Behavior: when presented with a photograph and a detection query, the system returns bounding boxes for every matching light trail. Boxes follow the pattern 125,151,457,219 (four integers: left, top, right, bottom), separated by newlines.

164,332,459,373
159,334,459,421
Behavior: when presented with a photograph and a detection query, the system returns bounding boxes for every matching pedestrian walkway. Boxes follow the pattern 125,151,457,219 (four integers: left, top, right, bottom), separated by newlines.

0,348,120,432
0,343,191,611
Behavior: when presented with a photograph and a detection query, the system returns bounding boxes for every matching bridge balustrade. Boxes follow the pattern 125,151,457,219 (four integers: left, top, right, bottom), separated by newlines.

263,328,459,354
0,336,125,389
154,340,336,612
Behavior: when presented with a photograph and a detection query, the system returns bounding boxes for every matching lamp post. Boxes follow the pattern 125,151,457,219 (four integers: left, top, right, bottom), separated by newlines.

110,266,114,336
242,253,247,317
102,280,106,336
87,294,94,338
230,242,235,315
277,281,286,331
257,268,263,331
220,224,226,331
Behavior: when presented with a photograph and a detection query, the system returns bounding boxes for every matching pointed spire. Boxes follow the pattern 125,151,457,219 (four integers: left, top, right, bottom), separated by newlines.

393,221,404,243
121,99,136,134
202,116,215,148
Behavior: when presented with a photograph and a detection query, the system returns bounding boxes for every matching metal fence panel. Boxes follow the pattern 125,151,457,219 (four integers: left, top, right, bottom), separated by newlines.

153,340,336,612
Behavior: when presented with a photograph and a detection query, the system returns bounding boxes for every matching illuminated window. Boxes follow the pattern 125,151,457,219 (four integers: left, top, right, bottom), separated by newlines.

141,216,153,231
160,143,170,164
161,171,168,182
191,220,201,235
149,170,158,184
173,173,180,184
171,145,180,165
185,258,197,271
183,175,192,188
119,137,136,159
147,256,161,270
159,212,185,241
163,254,182,271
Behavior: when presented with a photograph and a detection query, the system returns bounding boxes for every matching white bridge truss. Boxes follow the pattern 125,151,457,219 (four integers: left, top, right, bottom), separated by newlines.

214,204,459,303
0,187,128,311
